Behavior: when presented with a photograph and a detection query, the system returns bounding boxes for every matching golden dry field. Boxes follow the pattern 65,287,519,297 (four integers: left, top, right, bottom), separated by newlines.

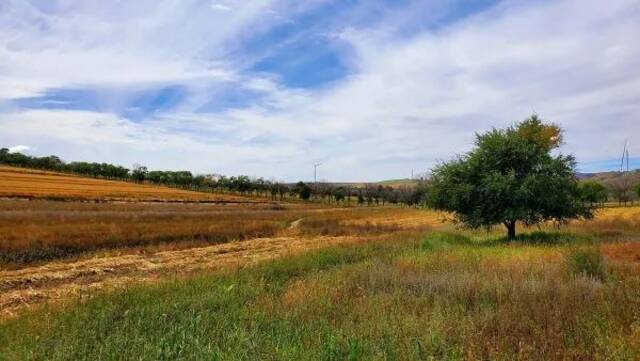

1,205,640,359
0,200,436,265
0,198,437,317
0,165,257,202
1,171,640,359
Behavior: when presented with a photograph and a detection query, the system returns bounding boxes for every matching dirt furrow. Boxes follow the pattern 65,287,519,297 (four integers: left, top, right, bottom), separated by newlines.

0,235,357,318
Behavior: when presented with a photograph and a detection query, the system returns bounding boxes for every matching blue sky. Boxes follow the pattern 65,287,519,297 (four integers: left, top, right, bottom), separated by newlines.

1,0,639,181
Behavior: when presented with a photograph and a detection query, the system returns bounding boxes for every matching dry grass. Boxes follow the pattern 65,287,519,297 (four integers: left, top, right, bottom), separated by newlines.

0,233,362,318
0,165,256,202
1,205,640,359
569,207,640,240
2,231,639,360
294,207,442,236
0,200,307,264
3,166,640,359
0,200,438,265
0,203,440,317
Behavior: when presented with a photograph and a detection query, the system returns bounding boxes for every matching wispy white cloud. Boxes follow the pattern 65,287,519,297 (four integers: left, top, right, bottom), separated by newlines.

1,0,639,181
8,145,30,154
0,0,286,99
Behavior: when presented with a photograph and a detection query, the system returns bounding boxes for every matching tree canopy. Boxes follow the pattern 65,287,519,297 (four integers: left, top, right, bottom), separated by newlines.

428,115,593,239
579,181,608,205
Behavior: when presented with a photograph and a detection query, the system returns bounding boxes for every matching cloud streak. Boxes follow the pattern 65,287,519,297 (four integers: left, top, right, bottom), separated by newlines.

1,0,639,181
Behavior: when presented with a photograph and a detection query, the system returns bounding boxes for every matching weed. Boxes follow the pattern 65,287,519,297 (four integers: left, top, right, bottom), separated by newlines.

421,232,474,251
566,247,607,281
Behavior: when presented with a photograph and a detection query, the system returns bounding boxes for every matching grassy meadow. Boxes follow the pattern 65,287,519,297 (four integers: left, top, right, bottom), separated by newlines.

2,166,640,360
1,206,640,360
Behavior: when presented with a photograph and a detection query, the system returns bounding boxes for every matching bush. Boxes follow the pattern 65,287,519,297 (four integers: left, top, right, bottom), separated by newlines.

421,232,473,251
566,247,606,281
503,231,590,245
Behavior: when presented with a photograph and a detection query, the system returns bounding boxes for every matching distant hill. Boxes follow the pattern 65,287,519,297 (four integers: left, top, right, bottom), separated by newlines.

375,178,421,188
375,170,640,188
577,170,640,185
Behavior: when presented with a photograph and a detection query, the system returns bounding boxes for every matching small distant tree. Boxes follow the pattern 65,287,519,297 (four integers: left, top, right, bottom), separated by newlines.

131,164,148,182
634,183,640,200
579,181,608,206
608,175,633,206
270,182,279,200
294,181,312,200
333,186,347,203
428,115,592,239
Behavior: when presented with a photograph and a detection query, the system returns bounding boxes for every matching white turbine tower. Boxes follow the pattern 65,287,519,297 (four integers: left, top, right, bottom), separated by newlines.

313,162,322,184
620,141,629,173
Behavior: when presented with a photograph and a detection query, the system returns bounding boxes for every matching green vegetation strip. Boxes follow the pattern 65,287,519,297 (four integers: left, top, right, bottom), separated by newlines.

1,232,639,360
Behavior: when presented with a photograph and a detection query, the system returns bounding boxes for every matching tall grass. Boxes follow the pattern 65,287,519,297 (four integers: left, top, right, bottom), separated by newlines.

566,246,607,281
0,201,300,264
0,201,432,265
2,231,639,360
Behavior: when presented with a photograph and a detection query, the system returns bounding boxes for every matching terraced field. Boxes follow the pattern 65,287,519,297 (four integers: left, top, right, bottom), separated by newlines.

0,165,256,202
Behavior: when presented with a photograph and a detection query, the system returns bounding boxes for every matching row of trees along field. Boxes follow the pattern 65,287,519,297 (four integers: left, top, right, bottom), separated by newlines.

2,125,639,213
0,147,430,206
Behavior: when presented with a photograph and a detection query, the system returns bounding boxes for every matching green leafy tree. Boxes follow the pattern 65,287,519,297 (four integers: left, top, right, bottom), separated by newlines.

293,181,312,200
332,186,347,203
131,164,148,182
428,115,592,239
634,182,640,200
579,181,608,206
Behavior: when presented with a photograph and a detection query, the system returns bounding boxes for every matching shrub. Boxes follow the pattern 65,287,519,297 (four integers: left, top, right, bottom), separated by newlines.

421,232,473,251
503,231,590,245
566,247,606,281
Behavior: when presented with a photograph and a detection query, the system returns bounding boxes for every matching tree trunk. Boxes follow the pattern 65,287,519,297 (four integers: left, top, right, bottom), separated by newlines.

505,221,516,240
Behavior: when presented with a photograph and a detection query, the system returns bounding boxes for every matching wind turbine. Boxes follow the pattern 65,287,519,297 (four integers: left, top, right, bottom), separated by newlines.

313,162,322,184
626,148,630,173
620,141,628,173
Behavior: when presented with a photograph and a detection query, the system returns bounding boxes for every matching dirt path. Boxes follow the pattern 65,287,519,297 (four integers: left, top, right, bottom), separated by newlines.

288,217,305,231
0,234,358,318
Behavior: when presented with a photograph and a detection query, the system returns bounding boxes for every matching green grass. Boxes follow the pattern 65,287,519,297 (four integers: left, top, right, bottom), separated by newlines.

1,232,639,360
566,246,607,281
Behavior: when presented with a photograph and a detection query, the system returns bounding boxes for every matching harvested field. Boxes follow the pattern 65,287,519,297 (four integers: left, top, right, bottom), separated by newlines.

1,202,640,359
0,233,365,318
0,199,439,317
0,200,437,266
0,165,256,202
0,200,306,264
